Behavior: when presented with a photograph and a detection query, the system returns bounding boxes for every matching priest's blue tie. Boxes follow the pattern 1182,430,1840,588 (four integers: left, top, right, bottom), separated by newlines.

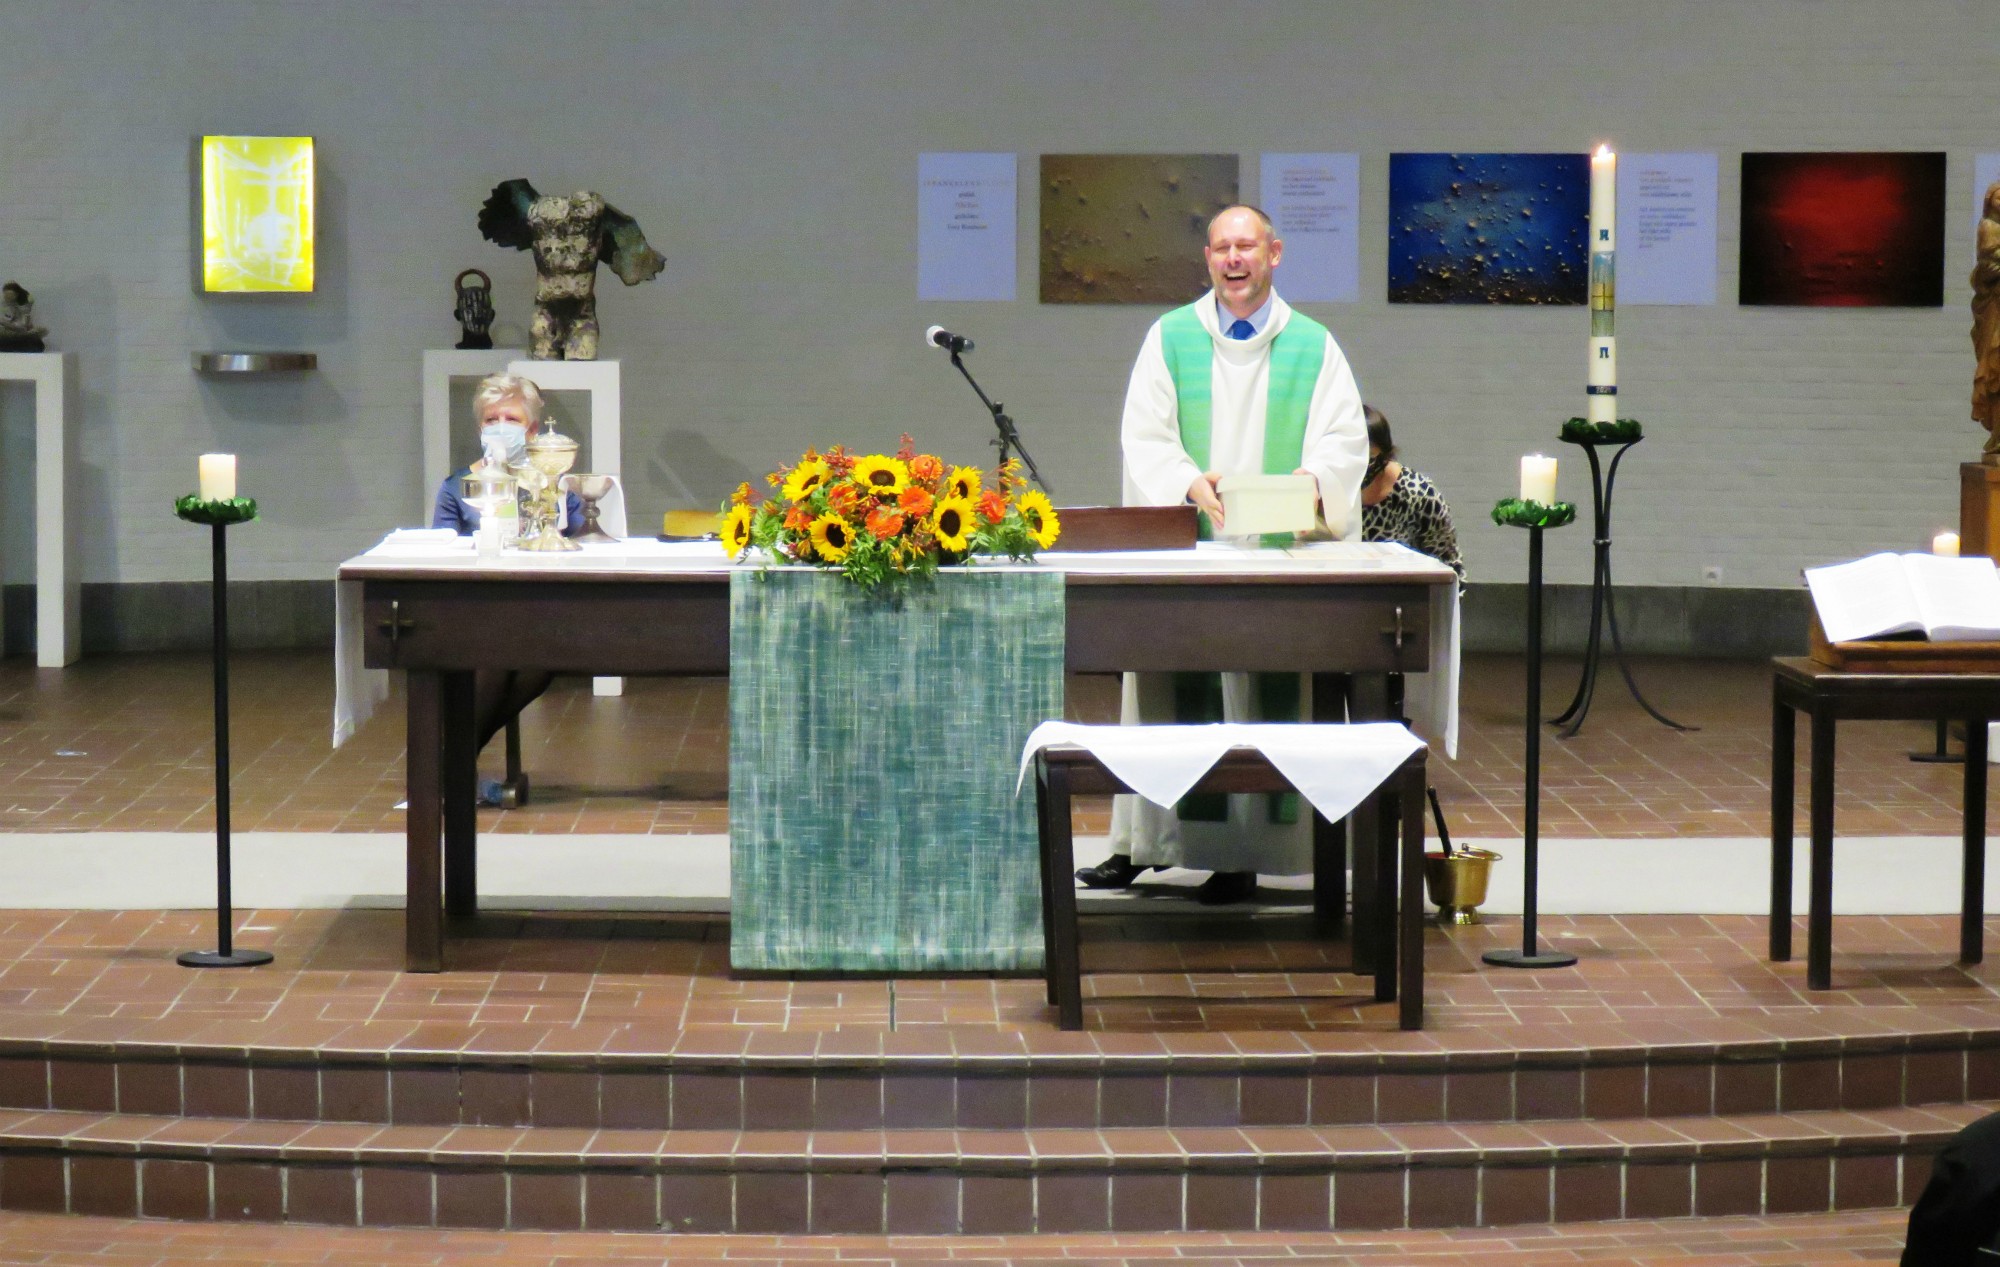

1227,319,1254,340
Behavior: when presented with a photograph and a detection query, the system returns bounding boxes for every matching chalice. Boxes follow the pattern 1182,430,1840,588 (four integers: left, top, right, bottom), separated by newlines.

519,426,580,552
565,474,621,544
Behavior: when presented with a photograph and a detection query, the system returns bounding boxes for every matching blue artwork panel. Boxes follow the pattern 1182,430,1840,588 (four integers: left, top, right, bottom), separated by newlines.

1388,153,1589,304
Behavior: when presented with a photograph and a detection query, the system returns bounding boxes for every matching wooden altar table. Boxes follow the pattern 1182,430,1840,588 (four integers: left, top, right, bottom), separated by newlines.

339,542,1457,974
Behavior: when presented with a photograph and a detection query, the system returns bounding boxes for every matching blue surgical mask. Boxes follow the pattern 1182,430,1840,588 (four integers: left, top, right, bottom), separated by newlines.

483,422,528,466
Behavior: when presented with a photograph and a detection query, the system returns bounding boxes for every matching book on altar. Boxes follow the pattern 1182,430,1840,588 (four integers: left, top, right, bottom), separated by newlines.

1804,552,2000,643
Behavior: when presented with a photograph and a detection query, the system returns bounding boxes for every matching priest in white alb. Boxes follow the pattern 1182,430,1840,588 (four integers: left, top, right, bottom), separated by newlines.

1080,203,1369,904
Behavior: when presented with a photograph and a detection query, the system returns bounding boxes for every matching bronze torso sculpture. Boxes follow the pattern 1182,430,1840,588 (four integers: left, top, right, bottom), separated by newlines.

1975,180,2000,457
479,180,665,361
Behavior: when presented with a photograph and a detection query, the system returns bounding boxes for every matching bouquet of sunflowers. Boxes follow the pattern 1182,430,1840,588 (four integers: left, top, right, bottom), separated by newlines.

721,435,1060,590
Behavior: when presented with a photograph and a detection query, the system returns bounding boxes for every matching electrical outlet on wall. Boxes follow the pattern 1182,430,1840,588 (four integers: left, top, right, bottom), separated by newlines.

1702,565,1724,586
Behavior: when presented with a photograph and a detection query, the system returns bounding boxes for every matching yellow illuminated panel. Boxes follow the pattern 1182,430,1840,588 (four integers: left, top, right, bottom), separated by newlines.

201,136,315,292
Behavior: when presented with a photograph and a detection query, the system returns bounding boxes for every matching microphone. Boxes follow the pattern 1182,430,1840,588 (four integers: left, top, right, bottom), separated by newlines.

924,325,973,354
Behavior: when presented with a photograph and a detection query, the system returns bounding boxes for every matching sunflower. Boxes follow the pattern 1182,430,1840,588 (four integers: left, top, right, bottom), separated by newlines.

930,496,975,552
722,503,755,559
1017,489,1060,549
850,455,909,498
945,465,982,501
810,513,855,562
782,458,831,503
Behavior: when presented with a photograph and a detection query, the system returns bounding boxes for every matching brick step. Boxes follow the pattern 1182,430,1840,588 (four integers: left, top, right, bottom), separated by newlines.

3,1022,1995,1131
0,1100,1982,1233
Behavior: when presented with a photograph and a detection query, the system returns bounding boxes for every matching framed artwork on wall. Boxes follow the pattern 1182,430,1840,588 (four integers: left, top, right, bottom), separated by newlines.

199,135,316,293
1387,152,1588,305
1738,152,1945,307
1039,154,1237,304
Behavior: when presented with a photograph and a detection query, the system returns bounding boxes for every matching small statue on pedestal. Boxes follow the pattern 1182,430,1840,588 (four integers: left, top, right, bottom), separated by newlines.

1974,179,2000,460
0,282,48,352
477,179,665,361
452,268,495,350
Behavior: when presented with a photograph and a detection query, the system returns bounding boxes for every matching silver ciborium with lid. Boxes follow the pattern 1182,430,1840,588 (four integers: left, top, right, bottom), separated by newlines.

518,424,580,552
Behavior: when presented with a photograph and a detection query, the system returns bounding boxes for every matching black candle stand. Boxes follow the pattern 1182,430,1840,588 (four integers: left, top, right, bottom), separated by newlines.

172,495,274,970
1549,421,1696,738
1485,498,1580,970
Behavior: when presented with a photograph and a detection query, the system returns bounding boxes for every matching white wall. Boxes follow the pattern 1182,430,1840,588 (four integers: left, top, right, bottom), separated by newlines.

0,0,1988,589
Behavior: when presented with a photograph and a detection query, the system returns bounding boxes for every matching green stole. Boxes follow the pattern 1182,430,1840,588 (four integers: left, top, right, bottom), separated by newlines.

1157,300,1329,545
1157,301,1329,822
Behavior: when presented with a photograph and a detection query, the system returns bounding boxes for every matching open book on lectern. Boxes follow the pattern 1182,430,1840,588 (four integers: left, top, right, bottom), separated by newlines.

1804,552,2000,643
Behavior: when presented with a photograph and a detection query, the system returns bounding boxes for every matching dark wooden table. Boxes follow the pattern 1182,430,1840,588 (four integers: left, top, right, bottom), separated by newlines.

1034,743,1429,1030
1770,656,1999,989
344,550,1454,973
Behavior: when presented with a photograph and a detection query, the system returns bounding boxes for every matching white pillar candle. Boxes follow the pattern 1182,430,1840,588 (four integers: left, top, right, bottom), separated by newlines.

1520,454,1558,504
1587,145,1617,426
1590,145,1616,252
198,453,237,501
1933,531,1961,557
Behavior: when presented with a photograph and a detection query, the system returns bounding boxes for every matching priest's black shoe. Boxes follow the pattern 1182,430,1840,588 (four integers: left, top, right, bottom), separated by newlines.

1194,870,1257,905
1074,855,1163,889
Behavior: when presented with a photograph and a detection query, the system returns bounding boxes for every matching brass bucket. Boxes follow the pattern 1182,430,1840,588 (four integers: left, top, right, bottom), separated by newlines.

1423,848,1501,926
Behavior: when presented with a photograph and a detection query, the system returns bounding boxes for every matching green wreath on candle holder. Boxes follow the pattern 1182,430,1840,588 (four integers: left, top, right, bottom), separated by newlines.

1559,417,1644,444
174,494,259,525
1491,498,1577,529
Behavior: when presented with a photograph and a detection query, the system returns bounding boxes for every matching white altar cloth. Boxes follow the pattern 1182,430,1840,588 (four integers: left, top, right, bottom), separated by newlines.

1018,721,1425,825
332,539,1460,755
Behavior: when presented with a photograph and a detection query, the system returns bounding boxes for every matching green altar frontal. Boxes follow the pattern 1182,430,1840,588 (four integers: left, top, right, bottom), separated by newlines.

728,569,1065,972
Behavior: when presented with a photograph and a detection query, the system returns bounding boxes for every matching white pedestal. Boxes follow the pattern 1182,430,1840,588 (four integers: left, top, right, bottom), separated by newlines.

420,348,527,523
505,358,622,480
0,352,80,667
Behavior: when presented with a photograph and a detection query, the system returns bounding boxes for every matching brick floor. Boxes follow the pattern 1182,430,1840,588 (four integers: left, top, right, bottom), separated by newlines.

0,906,1994,1040
0,651,1978,839
0,1206,1913,1264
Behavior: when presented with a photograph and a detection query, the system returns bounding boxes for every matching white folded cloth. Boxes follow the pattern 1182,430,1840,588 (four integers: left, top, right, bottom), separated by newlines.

379,527,464,547
1017,721,1425,826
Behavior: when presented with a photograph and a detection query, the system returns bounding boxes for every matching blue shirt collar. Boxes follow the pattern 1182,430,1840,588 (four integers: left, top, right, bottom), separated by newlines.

1217,291,1276,338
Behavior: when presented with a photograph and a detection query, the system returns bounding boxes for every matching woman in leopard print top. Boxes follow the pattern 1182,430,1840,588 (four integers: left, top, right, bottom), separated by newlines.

1360,406,1464,585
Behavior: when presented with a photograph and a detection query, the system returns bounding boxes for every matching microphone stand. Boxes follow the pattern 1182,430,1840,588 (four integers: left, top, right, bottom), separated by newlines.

948,349,1052,494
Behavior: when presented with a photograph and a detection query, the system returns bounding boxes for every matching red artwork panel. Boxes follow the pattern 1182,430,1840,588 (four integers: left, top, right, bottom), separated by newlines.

1739,152,1946,307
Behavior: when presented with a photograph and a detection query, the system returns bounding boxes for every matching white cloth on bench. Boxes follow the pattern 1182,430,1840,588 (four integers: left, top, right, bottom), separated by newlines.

1017,720,1425,827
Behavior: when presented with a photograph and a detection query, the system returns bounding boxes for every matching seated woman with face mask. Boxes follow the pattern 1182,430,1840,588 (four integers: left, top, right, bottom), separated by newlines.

430,372,583,806
432,372,583,537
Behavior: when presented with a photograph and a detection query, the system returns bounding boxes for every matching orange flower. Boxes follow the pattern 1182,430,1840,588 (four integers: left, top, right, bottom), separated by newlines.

896,433,917,462
977,490,1007,524
825,446,855,478
910,453,944,483
827,483,860,515
784,504,812,532
866,505,905,540
899,486,934,519
731,481,753,507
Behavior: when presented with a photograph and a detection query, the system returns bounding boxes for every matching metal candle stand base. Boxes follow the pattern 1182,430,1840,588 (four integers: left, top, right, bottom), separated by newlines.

1484,503,1579,971
1549,432,1696,738
172,504,274,970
